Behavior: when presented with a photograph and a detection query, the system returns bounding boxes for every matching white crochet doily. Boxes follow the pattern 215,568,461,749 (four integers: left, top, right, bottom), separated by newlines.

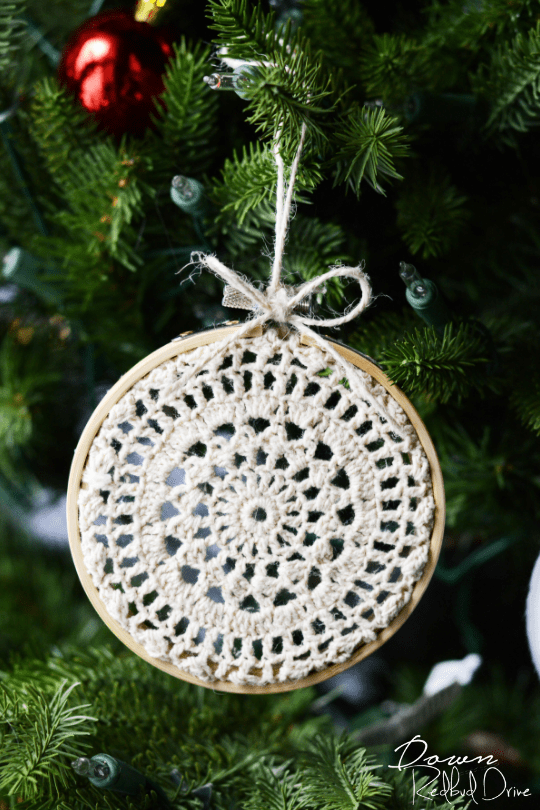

78,328,435,686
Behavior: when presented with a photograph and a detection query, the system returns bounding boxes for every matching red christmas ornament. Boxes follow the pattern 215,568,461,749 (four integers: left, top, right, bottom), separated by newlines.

58,9,172,137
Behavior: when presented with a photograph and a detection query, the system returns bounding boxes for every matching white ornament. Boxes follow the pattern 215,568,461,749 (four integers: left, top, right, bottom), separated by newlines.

423,653,482,696
526,552,540,677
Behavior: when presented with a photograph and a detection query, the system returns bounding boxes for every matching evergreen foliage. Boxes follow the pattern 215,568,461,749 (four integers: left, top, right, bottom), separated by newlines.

40,138,154,273
0,331,60,482
359,34,430,104
0,643,470,810
422,0,538,50
378,321,494,404
475,21,540,142
348,309,419,362
0,147,33,253
29,79,98,183
207,0,335,153
302,0,375,77
332,106,408,195
0,643,320,809
0,516,110,660
395,169,469,259
156,39,219,176
295,735,392,810
208,140,322,250
0,0,25,77
510,371,540,436
0,680,95,802
434,423,514,532
210,141,292,228
238,42,337,148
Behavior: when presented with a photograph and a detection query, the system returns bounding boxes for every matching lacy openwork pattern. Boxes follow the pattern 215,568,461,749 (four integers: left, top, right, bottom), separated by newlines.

78,329,435,686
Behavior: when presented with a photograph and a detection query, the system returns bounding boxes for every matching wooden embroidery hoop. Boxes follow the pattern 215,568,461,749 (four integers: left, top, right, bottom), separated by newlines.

67,323,445,694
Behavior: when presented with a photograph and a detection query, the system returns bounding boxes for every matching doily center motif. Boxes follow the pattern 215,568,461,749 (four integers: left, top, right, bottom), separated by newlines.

78,329,435,686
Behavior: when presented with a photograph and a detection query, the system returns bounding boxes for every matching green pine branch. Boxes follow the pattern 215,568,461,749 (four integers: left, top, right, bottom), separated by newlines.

379,321,494,404
299,735,391,810
0,680,95,802
245,764,304,810
29,81,156,272
475,21,540,142
156,39,219,176
208,140,324,266
243,738,392,810
348,309,419,362
209,141,282,228
1,646,325,809
302,0,375,76
207,139,281,264
244,734,468,810
238,46,336,150
29,78,98,184
396,168,469,258
332,106,408,196
359,34,430,104
207,0,339,153
0,0,26,75
209,140,320,229
44,140,154,273
424,0,539,53
0,333,60,483
0,514,112,660
510,370,540,436
207,0,277,61
4,646,319,755
434,424,511,531
0,144,38,250
0,643,480,810
217,199,278,262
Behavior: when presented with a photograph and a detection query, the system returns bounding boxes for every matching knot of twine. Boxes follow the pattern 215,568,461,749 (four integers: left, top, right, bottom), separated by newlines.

185,124,403,434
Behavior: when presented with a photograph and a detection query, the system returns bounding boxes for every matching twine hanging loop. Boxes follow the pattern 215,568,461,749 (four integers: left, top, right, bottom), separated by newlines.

191,122,372,333
184,124,395,425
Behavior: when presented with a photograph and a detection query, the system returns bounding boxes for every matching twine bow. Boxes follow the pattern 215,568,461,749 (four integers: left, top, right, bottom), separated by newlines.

191,124,372,346
185,125,404,434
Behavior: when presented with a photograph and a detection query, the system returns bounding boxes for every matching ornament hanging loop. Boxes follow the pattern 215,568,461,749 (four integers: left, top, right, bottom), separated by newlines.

270,123,307,292
187,122,394,425
192,121,372,331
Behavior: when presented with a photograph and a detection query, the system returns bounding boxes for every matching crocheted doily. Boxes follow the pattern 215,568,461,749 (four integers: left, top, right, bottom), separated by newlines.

78,328,435,686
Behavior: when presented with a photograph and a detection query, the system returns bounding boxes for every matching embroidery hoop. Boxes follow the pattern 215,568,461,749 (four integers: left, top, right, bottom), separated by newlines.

67,323,445,695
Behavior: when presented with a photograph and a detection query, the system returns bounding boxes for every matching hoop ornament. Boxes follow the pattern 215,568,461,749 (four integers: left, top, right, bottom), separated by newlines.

67,324,444,694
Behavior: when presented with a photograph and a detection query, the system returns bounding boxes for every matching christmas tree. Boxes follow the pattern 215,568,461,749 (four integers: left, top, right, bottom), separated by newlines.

2,0,540,807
